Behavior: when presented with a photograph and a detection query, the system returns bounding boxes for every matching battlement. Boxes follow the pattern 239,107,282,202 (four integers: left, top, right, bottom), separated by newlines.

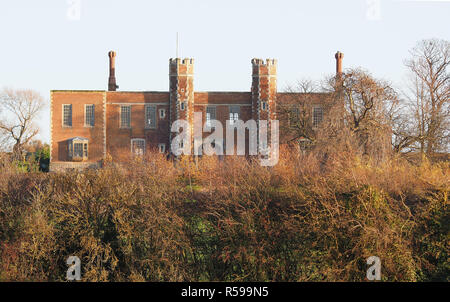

169,58,194,65
251,58,277,66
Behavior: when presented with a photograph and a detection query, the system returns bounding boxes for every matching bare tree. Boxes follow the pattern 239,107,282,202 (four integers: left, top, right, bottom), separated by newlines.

324,68,397,160
294,78,318,94
341,69,395,130
405,39,450,155
278,70,398,162
277,79,320,145
0,88,45,158
389,99,416,154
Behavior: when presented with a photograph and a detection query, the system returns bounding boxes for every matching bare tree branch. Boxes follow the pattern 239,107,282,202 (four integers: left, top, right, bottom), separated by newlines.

404,39,450,155
0,88,45,158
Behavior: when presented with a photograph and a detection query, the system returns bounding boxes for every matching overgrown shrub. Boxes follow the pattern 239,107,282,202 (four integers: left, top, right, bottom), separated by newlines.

0,150,448,281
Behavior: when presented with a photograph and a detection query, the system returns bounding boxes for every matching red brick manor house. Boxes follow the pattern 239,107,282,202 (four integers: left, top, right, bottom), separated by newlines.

50,51,344,171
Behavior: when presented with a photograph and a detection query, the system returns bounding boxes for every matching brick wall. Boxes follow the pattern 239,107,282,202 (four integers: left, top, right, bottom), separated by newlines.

51,91,106,165
105,91,170,158
194,92,252,138
50,55,338,168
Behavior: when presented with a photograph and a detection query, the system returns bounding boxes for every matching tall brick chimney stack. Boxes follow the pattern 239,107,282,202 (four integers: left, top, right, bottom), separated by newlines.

108,51,118,91
334,51,345,113
335,51,344,77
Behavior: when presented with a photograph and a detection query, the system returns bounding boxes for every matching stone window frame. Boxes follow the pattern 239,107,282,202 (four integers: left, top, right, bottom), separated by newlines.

120,105,131,129
298,138,312,153
145,104,157,129
229,105,240,125
62,104,72,128
159,108,166,119
131,138,145,156
261,101,268,111
312,105,323,128
84,104,95,128
158,143,166,153
73,143,83,158
289,106,300,129
206,106,216,128
67,137,88,162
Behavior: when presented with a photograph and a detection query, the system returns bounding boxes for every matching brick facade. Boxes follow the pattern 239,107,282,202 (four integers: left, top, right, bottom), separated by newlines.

50,52,344,171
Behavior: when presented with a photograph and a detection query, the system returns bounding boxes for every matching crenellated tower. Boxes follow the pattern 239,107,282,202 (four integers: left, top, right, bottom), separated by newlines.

251,59,277,150
169,58,195,151
251,59,277,122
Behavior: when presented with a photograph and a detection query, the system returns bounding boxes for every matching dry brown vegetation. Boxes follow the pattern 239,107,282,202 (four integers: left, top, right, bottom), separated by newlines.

0,147,448,282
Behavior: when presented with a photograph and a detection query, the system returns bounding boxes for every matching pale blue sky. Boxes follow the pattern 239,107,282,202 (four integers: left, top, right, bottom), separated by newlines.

0,0,449,143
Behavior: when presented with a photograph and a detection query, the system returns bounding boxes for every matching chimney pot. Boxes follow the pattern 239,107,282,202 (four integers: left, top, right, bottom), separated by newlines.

335,51,344,76
108,51,118,91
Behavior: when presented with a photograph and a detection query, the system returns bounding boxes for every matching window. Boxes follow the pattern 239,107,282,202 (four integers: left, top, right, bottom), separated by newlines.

262,101,268,111
74,143,83,158
85,104,95,127
158,143,166,153
292,107,300,119
299,138,311,152
312,106,323,127
131,138,145,156
120,105,131,128
289,107,300,128
67,137,88,161
206,106,216,128
180,102,186,111
145,105,156,129
63,104,72,127
159,109,166,119
229,106,240,125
